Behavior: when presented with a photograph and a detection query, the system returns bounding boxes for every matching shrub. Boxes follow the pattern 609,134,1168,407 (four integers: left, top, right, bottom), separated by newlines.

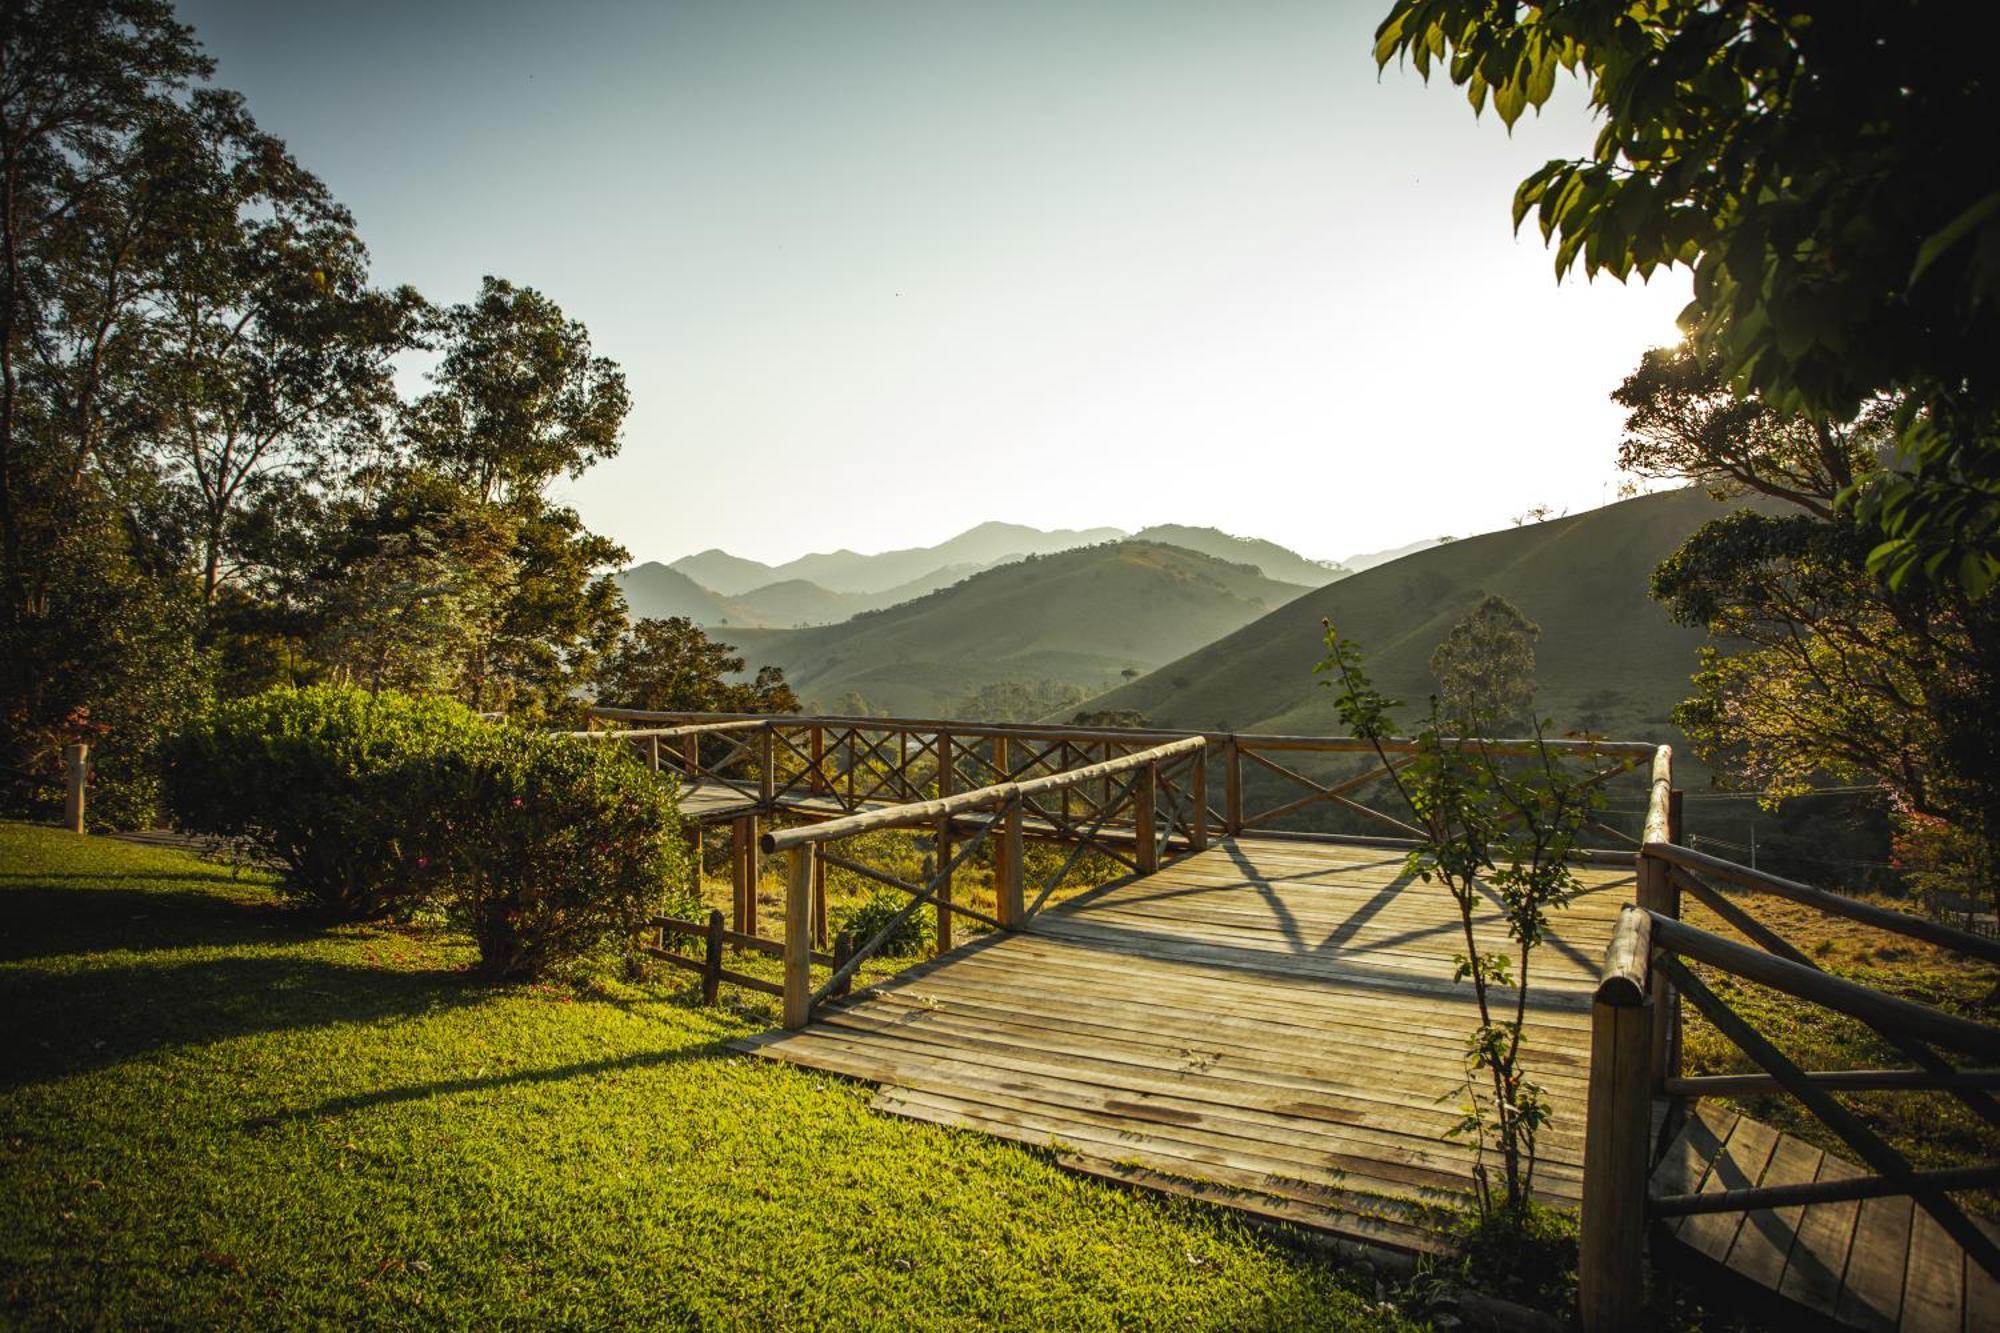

838,890,932,958
162,685,486,919
443,730,694,981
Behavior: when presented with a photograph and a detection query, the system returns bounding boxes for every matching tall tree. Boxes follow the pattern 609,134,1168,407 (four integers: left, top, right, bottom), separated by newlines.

1374,1,2000,596
404,278,632,719
596,616,799,715
1430,594,1540,734
1622,344,1999,909
136,89,422,603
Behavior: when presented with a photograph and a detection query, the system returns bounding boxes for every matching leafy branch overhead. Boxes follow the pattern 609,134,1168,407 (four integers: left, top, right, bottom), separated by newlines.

1376,0,2000,596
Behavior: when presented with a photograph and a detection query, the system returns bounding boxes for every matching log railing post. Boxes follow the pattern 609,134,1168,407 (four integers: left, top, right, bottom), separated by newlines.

1636,747,1679,1085
1134,761,1159,874
1189,748,1209,852
645,735,660,773
783,845,815,1029
1224,735,1243,836
1579,905,1655,1332
683,732,700,776
700,908,725,1004
935,734,954,953
996,797,1025,929
63,742,89,835
809,724,826,794
992,734,1010,784
758,725,776,806
732,815,761,940
811,850,827,947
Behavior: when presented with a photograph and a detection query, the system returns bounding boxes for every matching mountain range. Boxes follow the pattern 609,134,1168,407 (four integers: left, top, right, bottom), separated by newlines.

715,541,1314,717
619,522,1347,629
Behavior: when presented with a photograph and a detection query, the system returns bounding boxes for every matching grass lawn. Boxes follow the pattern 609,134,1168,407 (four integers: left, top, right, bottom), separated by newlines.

0,821,1407,1330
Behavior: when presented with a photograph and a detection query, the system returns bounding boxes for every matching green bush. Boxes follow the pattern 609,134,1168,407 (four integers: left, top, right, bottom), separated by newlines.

839,890,933,958
162,685,484,919
442,730,694,981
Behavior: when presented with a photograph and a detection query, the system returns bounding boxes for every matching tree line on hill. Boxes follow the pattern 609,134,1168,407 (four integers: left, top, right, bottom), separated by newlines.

0,1,793,825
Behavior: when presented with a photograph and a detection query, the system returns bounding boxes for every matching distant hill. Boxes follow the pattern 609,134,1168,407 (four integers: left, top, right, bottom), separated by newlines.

667,549,778,597
720,541,1314,717
612,562,738,625
1130,525,1346,586
1340,536,1450,574
1089,487,1732,746
667,521,1127,599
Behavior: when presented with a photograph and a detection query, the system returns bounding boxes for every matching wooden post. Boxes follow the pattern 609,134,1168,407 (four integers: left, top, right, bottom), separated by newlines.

996,797,1025,929
1579,989,1655,1330
809,724,826,794
1637,851,1675,1086
732,816,761,941
832,930,854,998
1224,735,1242,836
783,846,814,1029
935,734,954,953
683,732,700,775
688,824,703,894
1189,749,1209,852
700,908,725,1004
63,742,88,835
992,734,1010,783
758,726,776,805
644,735,660,773
811,850,827,948
1134,761,1159,874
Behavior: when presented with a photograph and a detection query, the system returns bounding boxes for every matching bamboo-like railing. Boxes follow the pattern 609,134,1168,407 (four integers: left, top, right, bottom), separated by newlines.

1577,752,2000,1330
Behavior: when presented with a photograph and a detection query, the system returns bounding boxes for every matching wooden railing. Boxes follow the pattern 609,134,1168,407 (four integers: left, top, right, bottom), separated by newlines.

1577,764,2000,1330
580,707,1658,847
756,735,1210,1029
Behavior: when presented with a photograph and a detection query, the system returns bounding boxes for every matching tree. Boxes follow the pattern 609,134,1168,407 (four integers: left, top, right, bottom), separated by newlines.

405,278,633,718
1374,1,2000,596
1319,621,1598,1216
1430,595,1540,734
1623,348,2000,909
135,90,422,604
406,276,628,506
595,617,799,716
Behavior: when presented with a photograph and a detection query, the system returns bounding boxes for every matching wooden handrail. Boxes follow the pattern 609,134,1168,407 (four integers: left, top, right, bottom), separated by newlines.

583,706,1657,757
1651,913,2000,1058
1646,840,2000,965
759,736,1208,853
1596,903,1652,1006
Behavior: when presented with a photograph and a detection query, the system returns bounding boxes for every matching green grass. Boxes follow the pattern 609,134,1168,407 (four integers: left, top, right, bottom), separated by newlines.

1677,887,2000,1211
0,822,1409,1329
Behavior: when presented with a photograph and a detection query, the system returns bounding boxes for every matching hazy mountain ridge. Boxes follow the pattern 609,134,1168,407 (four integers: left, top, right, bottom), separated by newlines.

628,521,1347,628
715,540,1314,717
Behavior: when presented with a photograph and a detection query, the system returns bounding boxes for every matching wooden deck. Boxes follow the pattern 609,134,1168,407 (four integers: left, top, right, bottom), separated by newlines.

1655,1102,1999,1332
738,835,1636,1253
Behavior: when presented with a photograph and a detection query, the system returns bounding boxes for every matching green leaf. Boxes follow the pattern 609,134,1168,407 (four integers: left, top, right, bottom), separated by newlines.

1909,189,2000,286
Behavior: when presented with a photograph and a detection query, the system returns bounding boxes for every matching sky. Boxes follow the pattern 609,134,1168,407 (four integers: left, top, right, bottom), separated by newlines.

176,0,1691,568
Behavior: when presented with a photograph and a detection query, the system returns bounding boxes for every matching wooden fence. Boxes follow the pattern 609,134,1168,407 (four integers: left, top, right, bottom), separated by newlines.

1577,757,2000,1330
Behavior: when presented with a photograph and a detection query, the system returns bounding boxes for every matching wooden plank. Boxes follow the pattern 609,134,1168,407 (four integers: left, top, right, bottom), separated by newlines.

1900,1203,1964,1333
1836,1193,1913,1333
1650,1102,1739,1201
1724,1131,1822,1292
1676,1113,1780,1262
1775,1153,1867,1321
873,1087,1456,1246
810,1003,1591,1167
1967,1226,2000,1333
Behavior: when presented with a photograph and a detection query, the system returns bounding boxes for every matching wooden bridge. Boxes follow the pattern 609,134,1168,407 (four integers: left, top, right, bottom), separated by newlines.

585,708,2000,1331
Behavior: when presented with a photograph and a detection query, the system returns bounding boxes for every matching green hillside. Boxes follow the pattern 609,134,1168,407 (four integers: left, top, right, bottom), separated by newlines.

725,541,1312,716
1131,524,1346,586
1090,487,1732,746
612,562,738,624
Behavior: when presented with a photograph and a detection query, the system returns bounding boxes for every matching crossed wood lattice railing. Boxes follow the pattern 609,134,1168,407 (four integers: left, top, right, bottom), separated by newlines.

1577,748,2000,1330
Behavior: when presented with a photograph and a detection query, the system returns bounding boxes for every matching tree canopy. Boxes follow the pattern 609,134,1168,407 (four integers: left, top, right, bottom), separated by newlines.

1374,0,2000,595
